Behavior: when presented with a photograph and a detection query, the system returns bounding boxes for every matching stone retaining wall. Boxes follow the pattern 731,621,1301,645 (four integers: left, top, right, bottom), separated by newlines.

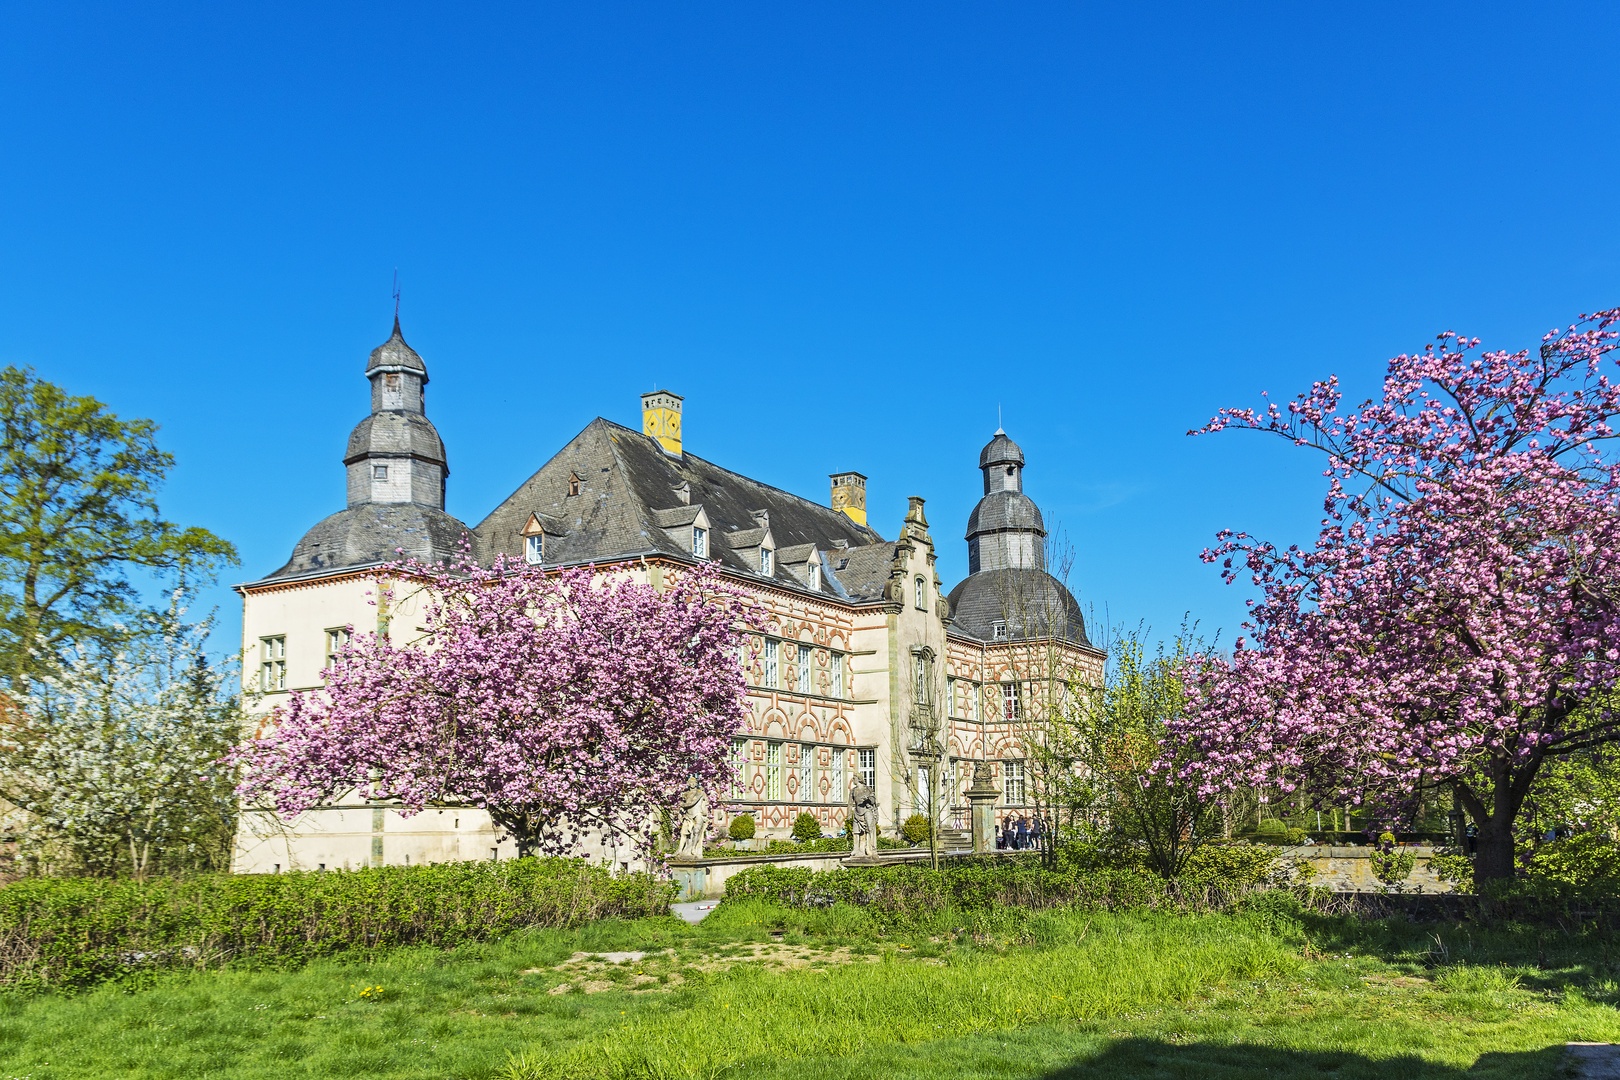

667,845,1457,901
1286,844,1454,893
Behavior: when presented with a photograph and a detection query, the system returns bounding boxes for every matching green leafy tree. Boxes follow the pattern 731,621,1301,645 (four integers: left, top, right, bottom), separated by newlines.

0,367,237,690
1060,623,1219,879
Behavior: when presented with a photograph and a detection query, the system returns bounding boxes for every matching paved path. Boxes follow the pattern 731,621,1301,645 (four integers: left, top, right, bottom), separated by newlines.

671,900,719,923
1570,1044,1620,1079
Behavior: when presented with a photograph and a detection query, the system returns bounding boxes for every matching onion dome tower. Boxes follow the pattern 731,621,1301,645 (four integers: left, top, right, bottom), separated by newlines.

268,319,469,579
946,429,1090,645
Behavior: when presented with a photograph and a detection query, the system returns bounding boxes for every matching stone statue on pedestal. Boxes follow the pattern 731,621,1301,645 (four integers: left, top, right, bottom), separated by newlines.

675,780,708,859
849,780,879,858
966,760,1001,854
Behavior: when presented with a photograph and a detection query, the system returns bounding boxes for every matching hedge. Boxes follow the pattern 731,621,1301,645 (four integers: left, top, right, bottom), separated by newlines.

725,860,1227,921
0,857,675,992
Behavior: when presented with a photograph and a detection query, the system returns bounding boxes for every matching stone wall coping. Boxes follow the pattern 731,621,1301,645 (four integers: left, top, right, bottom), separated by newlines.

672,846,976,870
1285,844,1441,858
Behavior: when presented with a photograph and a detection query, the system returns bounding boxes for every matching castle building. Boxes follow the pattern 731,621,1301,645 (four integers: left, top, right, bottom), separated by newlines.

233,322,1102,872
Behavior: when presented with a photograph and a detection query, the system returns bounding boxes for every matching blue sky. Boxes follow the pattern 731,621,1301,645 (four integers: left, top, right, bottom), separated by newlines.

2,3,1616,659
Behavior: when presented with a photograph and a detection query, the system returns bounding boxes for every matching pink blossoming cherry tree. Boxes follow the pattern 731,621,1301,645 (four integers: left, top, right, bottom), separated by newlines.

233,558,752,859
1175,308,1620,882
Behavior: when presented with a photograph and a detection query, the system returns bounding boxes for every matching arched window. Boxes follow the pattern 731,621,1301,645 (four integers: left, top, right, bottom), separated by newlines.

914,576,927,610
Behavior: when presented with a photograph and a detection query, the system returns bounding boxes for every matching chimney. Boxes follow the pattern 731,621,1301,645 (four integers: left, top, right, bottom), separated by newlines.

641,391,684,456
829,472,867,526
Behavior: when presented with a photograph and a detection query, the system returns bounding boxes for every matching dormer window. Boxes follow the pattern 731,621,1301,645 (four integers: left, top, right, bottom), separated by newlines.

524,534,544,565
760,547,773,575
991,620,1008,641
568,474,581,497
914,576,927,610
809,562,820,589
692,526,708,557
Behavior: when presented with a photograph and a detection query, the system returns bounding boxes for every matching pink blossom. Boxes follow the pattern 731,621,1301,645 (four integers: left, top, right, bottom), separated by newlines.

232,556,753,859
1176,308,1620,882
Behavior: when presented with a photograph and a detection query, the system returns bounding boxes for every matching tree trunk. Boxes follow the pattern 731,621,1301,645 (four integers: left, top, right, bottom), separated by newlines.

1456,750,1543,884
1474,818,1517,882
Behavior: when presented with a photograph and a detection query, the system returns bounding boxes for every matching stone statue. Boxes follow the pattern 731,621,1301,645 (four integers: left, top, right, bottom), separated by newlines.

848,780,879,858
971,760,995,788
675,779,708,859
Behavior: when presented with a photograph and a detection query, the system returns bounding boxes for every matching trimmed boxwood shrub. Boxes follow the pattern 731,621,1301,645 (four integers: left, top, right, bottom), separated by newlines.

900,814,932,845
729,814,756,841
0,857,674,993
791,812,822,844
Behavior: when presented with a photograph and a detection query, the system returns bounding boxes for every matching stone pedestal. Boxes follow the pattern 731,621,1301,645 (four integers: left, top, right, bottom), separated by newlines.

965,762,1000,854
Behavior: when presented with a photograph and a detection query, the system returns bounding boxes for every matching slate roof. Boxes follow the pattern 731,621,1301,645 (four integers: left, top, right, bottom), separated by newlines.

828,541,900,602
268,503,471,580
344,411,448,468
946,568,1092,647
965,490,1045,539
979,431,1024,468
650,505,704,529
365,318,427,377
472,418,885,598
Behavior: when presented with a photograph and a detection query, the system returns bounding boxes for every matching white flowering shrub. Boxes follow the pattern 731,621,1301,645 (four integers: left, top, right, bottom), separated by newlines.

2,591,241,877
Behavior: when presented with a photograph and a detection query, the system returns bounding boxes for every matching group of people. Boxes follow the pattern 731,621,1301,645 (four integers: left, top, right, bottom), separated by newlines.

997,815,1042,850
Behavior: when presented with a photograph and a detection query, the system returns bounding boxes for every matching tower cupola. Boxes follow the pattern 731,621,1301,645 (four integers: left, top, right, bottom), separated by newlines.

947,427,1091,647
343,319,450,509
979,428,1025,494
964,428,1044,574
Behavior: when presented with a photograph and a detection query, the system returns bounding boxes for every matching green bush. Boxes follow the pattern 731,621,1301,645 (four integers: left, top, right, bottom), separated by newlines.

1177,843,1285,887
1255,819,1287,836
900,814,932,846
1370,837,1415,885
791,812,822,844
1284,827,1306,845
728,814,755,841
720,853,1282,924
0,857,674,993
1522,831,1620,887
1430,851,1475,892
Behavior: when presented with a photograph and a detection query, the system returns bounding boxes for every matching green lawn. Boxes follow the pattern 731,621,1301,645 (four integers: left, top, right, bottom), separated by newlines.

1,899,1615,1079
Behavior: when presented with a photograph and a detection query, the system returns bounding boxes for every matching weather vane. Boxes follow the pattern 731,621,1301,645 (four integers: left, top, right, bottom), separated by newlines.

392,269,400,320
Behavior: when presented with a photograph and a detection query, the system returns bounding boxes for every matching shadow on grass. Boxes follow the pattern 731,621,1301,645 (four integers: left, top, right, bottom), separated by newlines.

735,1032,1572,1080
1312,910,1613,977
1037,1038,1568,1079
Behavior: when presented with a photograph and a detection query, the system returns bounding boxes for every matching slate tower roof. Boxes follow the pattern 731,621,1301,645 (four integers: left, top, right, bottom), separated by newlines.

266,320,469,580
946,429,1091,646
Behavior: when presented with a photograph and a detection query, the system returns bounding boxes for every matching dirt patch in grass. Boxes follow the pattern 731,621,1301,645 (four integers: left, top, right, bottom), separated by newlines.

524,943,883,994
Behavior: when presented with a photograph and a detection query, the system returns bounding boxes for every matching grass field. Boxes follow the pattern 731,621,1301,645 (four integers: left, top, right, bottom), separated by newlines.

1,897,1615,1079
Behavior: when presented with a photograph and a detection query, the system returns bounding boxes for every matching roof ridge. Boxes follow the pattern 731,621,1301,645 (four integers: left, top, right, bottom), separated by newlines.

595,417,885,542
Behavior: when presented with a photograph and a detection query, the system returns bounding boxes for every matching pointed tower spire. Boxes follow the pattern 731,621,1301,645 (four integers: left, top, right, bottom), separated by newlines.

344,321,448,509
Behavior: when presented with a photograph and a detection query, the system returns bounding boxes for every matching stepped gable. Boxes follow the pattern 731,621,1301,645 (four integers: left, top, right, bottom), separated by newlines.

472,418,883,597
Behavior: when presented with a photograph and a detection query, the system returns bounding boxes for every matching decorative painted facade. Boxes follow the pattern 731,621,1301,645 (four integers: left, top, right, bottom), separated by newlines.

233,322,1102,873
